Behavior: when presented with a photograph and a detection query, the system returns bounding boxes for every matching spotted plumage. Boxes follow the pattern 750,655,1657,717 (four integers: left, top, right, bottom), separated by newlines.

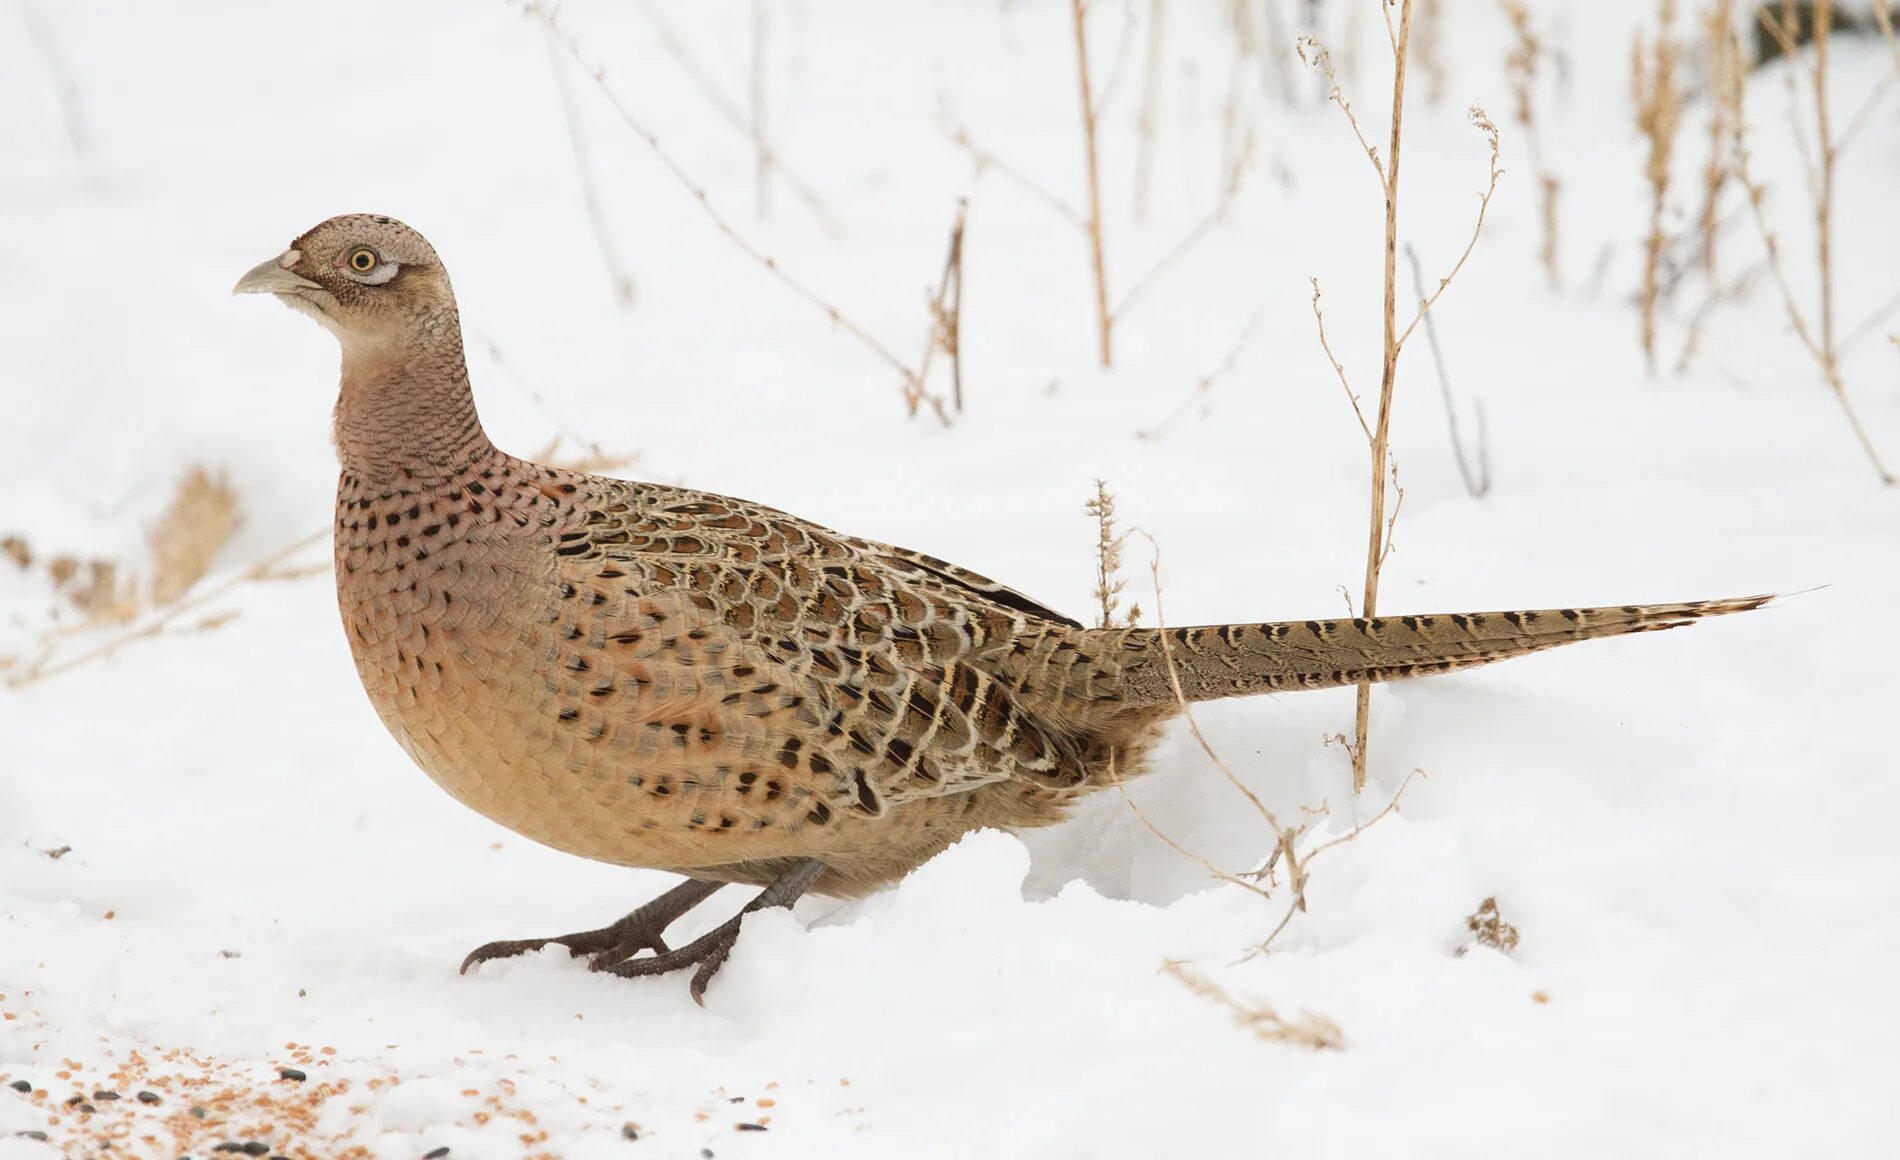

238,214,1768,999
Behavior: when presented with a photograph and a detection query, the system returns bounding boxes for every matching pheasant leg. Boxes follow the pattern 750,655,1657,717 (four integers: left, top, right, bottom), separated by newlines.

599,859,826,1005
459,878,725,975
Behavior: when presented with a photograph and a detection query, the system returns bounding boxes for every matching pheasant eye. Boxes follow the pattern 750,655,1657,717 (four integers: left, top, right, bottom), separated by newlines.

348,248,378,272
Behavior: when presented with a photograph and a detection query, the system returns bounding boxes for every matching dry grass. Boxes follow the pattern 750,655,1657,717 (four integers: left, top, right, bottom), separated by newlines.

1085,480,1137,629
1634,0,1683,377
149,467,241,607
1103,534,1420,956
6,466,250,687
1162,961,1345,1050
534,3,950,424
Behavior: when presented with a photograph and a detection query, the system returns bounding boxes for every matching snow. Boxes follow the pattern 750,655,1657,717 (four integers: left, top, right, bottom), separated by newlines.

3,1,1898,1157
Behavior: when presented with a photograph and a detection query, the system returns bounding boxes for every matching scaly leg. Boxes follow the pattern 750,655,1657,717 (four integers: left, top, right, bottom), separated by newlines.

600,859,826,1005
459,878,725,975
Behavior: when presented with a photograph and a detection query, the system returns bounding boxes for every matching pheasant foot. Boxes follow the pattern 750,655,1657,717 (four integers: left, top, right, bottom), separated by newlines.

459,878,725,975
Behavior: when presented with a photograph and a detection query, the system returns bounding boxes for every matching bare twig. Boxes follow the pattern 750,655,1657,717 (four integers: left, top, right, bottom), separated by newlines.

1136,303,1269,439
1634,0,1683,376
1111,145,1248,324
1405,244,1490,498
943,119,1087,226
537,5,948,423
914,199,968,413
20,0,90,155
1500,0,1560,288
1304,4,1495,793
749,0,771,220
1073,0,1115,366
631,0,843,235
1162,961,1344,1050
543,25,637,312
1132,0,1165,222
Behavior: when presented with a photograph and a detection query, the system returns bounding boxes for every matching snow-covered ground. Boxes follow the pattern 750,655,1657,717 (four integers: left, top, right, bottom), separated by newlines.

4,2,1898,1156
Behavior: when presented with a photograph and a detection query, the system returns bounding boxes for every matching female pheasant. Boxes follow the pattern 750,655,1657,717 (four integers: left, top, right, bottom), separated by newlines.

236,214,1767,1002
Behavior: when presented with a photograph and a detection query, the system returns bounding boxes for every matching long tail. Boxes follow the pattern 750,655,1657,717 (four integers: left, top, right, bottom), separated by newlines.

1115,596,1772,705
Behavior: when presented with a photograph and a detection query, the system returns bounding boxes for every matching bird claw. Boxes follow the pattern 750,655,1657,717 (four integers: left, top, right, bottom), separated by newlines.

459,922,670,975
597,919,744,1006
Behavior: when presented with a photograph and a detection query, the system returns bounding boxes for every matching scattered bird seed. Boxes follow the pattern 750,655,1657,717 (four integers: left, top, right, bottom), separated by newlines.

76,1102,97,1114
735,1123,768,1132
8,1080,29,1092
14,1131,49,1141
219,950,242,959
211,1143,270,1156
277,1068,306,1082
93,1089,121,1100
190,1105,208,1118
621,1123,639,1140
137,1090,161,1104
423,1149,451,1159
64,1094,86,1106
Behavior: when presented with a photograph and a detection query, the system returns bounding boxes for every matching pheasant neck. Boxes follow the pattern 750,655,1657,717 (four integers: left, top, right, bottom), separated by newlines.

333,311,495,486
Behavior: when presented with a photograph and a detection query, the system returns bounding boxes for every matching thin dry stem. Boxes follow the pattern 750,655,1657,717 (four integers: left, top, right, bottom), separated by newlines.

1132,0,1164,222
537,5,948,423
8,529,326,690
913,199,968,413
1500,0,1560,287
1405,243,1490,498
21,0,90,155
1732,1,1895,482
632,0,843,235
1162,961,1345,1050
1136,303,1269,439
1634,0,1683,376
543,25,637,312
943,120,1086,226
1073,0,1115,367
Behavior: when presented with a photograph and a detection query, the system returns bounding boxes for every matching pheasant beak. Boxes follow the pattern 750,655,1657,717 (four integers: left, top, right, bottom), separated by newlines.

233,249,322,297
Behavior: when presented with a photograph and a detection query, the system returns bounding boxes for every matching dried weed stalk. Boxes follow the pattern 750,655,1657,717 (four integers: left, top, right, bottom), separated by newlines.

1162,960,1345,1050
1301,6,1501,793
1699,0,1744,279
543,25,637,313
1072,0,1114,366
536,4,950,423
1406,243,1491,498
1733,0,1896,482
914,199,968,413
1132,0,1165,221
631,0,842,234
1501,0,1562,288
1085,480,1138,628
1135,301,1269,439
21,0,90,155
7,469,267,688
1634,0,1683,376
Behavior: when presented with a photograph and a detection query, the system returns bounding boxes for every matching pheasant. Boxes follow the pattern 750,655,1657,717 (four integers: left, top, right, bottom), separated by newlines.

236,214,1768,1002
